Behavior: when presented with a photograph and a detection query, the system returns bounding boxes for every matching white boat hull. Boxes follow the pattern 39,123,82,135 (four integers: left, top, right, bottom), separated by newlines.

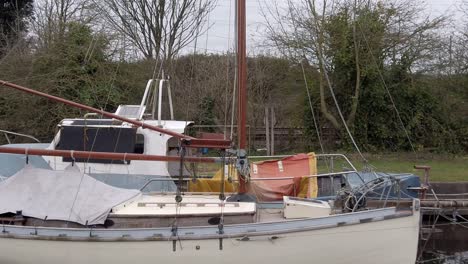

0,210,419,264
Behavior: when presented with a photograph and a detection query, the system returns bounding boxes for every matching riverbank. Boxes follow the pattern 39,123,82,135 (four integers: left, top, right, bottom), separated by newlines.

348,153,468,182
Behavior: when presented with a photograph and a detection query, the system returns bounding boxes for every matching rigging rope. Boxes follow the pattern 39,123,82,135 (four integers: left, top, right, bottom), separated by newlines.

300,1,367,163
68,36,125,221
172,142,187,252
223,0,234,140
229,0,239,141
176,145,186,203
303,0,368,163
300,61,326,154
183,0,205,128
229,69,237,141
218,150,227,250
317,51,367,163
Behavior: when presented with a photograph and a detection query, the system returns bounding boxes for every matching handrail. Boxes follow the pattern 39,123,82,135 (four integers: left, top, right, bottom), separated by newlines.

139,171,355,191
250,154,358,172
204,153,359,173
139,79,154,118
0,129,41,143
248,171,356,181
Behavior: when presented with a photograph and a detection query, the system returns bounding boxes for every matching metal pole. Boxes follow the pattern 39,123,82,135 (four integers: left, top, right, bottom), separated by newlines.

415,165,431,199
157,79,164,125
139,79,154,118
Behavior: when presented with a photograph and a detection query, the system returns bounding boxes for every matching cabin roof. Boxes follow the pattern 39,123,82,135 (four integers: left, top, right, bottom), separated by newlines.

58,119,194,134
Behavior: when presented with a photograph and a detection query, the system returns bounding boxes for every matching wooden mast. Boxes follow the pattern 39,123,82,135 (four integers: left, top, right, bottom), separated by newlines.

237,0,247,194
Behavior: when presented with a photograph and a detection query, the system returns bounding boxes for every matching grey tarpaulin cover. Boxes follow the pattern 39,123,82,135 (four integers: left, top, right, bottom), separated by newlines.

0,165,141,225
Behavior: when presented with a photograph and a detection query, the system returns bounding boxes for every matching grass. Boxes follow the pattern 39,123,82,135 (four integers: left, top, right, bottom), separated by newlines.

348,153,468,182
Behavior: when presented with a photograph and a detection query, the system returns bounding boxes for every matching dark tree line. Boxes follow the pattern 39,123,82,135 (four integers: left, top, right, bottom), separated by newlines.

0,0,33,56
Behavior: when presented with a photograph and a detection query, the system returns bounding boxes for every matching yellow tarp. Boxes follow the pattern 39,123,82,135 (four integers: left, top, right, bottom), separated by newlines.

307,152,318,198
188,153,318,200
188,165,238,193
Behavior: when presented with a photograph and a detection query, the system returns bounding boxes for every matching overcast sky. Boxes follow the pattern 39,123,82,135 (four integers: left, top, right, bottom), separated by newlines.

192,0,461,54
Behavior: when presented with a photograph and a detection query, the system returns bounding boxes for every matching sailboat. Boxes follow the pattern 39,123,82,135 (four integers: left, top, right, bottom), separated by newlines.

0,1,420,263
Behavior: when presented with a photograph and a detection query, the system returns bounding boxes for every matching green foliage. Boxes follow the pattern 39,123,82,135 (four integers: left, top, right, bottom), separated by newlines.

300,3,466,154
195,96,217,132
358,83,441,151
322,5,385,120
0,22,126,141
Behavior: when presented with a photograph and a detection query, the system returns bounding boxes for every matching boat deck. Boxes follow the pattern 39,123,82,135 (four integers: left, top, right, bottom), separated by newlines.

107,193,285,228
5,193,412,229
111,194,257,216
108,193,336,227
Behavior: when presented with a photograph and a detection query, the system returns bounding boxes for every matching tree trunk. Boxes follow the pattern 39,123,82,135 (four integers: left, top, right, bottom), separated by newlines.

319,71,341,130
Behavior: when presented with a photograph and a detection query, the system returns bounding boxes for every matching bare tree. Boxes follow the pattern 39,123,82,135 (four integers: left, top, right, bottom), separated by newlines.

452,0,468,74
263,0,446,130
32,0,95,50
97,0,216,62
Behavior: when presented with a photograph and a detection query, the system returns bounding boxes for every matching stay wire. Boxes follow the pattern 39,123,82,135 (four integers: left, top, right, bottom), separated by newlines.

307,1,367,163
183,0,204,128
223,0,234,140
300,61,326,154
318,49,367,163
356,21,416,153
229,0,238,141
67,36,125,224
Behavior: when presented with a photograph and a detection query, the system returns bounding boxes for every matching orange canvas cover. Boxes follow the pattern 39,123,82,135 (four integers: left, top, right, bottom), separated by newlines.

248,153,317,201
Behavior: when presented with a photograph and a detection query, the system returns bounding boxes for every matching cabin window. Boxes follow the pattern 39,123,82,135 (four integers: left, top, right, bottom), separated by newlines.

317,176,344,197
56,126,143,164
134,134,145,154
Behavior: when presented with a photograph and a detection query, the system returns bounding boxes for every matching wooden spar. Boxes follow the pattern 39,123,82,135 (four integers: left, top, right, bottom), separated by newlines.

0,80,231,149
0,146,221,164
237,0,247,193
0,80,186,138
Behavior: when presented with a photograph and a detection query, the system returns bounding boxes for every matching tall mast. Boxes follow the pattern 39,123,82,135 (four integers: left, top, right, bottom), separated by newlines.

236,0,247,194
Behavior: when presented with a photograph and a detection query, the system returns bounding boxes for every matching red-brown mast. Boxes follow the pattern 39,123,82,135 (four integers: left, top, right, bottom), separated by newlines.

237,0,247,193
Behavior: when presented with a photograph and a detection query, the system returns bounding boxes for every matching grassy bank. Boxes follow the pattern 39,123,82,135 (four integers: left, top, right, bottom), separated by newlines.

349,153,468,182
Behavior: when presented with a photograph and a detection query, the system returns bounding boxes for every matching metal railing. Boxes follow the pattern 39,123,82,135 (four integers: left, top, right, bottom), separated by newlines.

139,153,360,191
248,153,358,172
0,129,40,144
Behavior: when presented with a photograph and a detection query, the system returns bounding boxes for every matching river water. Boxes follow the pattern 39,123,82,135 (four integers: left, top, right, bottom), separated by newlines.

419,222,468,263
